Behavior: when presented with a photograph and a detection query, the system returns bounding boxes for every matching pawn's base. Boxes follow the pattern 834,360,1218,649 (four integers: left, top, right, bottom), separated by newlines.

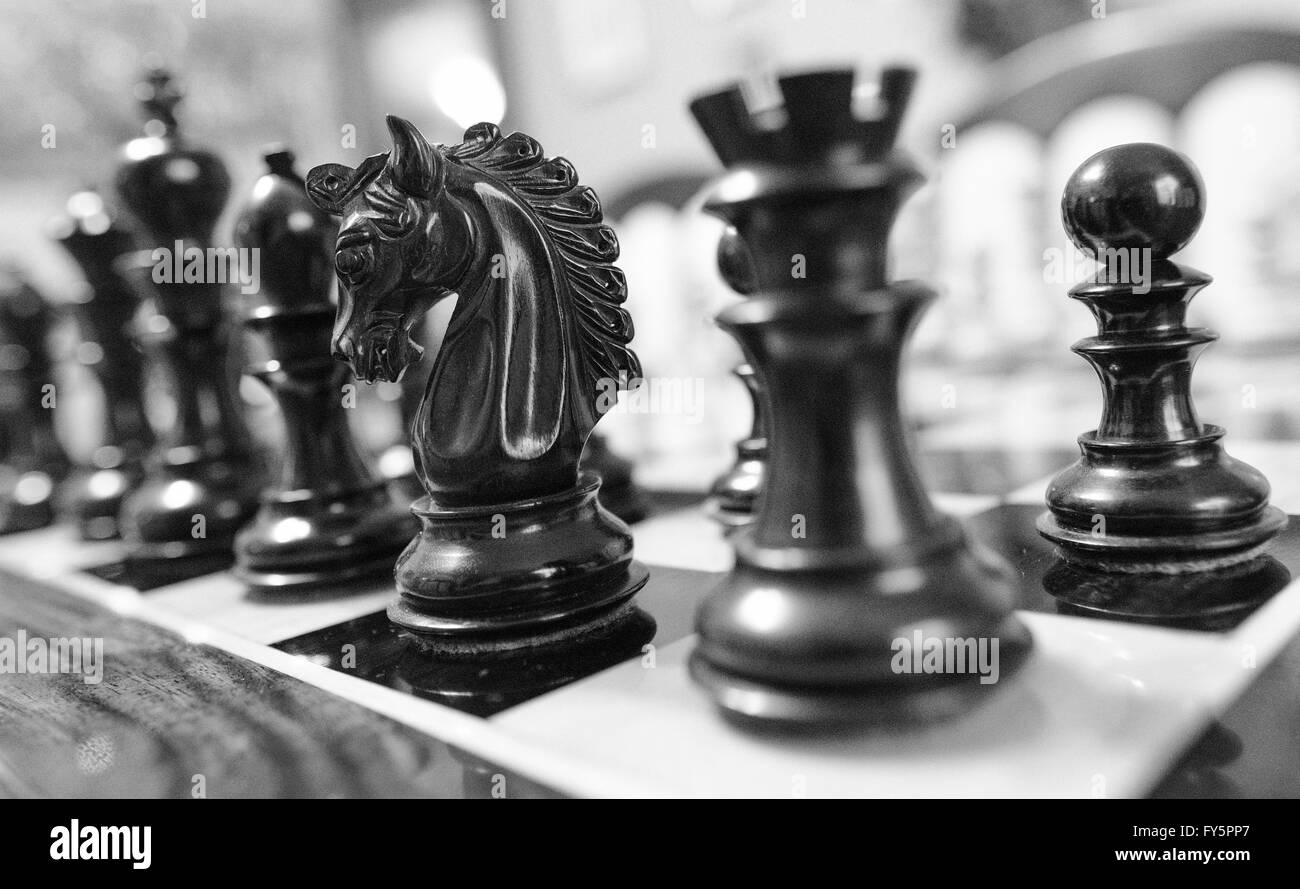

690,615,1032,728
1042,553,1291,630
233,483,413,592
390,473,649,648
1037,506,1288,575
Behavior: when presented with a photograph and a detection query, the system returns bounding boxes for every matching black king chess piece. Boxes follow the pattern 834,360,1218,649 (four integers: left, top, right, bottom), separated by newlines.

0,267,69,533
306,116,648,646
688,67,1031,725
1038,142,1286,575
232,149,413,591
49,189,153,540
113,68,262,574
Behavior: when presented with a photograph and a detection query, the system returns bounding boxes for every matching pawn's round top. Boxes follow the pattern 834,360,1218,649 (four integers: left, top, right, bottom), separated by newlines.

233,147,335,313
1062,142,1204,262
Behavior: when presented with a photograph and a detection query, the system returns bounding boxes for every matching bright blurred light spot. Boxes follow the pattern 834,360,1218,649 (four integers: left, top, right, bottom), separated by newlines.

68,191,104,217
735,587,788,634
14,472,52,505
287,211,315,233
161,479,199,510
166,158,201,183
271,517,312,543
379,445,415,481
430,56,505,130
88,469,127,499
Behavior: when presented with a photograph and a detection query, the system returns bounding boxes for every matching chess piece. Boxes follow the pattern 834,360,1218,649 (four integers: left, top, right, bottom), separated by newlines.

688,68,1030,725
581,433,646,523
1038,143,1286,574
710,225,766,528
113,68,262,573
0,266,69,533
49,189,153,540
232,149,413,590
306,116,648,645
707,362,766,528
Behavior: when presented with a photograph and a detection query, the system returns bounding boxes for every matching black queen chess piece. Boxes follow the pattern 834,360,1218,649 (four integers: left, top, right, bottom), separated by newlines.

49,189,153,540
113,68,262,575
688,67,1031,726
232,149,413,591
1038,143,1286,577
306,116,648,646
0,267,69,534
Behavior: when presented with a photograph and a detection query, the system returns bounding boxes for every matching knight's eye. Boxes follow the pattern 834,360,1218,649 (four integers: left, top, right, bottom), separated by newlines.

336,248,368,277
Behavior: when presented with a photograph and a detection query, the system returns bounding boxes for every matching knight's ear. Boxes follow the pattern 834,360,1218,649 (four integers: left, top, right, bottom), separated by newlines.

386,115,440,196
305,163,354,215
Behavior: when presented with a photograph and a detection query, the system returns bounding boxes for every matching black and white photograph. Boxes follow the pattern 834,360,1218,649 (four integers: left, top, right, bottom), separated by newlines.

0,0,1295,848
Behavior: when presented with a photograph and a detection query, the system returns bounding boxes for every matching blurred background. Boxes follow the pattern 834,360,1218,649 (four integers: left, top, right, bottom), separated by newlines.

4,0,1300,496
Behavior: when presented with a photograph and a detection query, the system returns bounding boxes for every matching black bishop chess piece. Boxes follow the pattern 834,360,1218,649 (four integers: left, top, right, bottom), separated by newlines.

113,68,262,576
49,189,153,540
232,149,413,591
688,67,1031,726
1038,142,1286,579
306,116,649,647
0,266,69,534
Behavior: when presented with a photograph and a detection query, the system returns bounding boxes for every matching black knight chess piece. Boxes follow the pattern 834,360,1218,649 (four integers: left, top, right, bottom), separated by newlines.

688,67,1031,725
1038,143,1286,575
49,189,153,540
113,68,262,574
0,266,69,533
306,116,648,646
232,149,413,591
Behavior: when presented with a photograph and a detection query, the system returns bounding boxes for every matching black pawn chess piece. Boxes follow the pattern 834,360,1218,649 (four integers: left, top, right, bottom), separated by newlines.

305,116,648,647
49,189,153,540
232,149,413,591
707,362,766,529
688,67,1030,726
113,68,262,574
1038,142,1286,575
0,266,69,533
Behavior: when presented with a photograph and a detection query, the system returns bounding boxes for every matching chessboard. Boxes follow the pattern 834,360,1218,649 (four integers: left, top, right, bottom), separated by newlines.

4,438,1299,799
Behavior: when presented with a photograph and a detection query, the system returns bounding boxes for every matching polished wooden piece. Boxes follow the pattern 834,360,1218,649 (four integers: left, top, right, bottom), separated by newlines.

306,117,648,645
688,67,1030,725
1038,142,1286,579
0,269,67,534
50,189,153,540
112,68,261,574
232,149,413,591
707,362,766,528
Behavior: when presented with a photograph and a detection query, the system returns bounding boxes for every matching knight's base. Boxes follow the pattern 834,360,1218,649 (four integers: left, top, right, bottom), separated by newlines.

689,614,1032,728
389,562,650,650
390,473,649,648
1037,506,1288,575
394,604,657,710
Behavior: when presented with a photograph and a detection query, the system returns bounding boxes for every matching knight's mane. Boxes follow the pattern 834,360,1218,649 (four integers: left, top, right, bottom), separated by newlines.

445,123,641,393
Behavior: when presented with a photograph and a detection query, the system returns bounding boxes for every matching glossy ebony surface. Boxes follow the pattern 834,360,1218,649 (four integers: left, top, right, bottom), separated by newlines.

688,67,1029,724
305,117,647,643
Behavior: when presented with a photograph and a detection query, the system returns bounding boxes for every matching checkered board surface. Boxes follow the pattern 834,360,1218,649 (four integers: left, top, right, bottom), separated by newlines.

4,440,1300,798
